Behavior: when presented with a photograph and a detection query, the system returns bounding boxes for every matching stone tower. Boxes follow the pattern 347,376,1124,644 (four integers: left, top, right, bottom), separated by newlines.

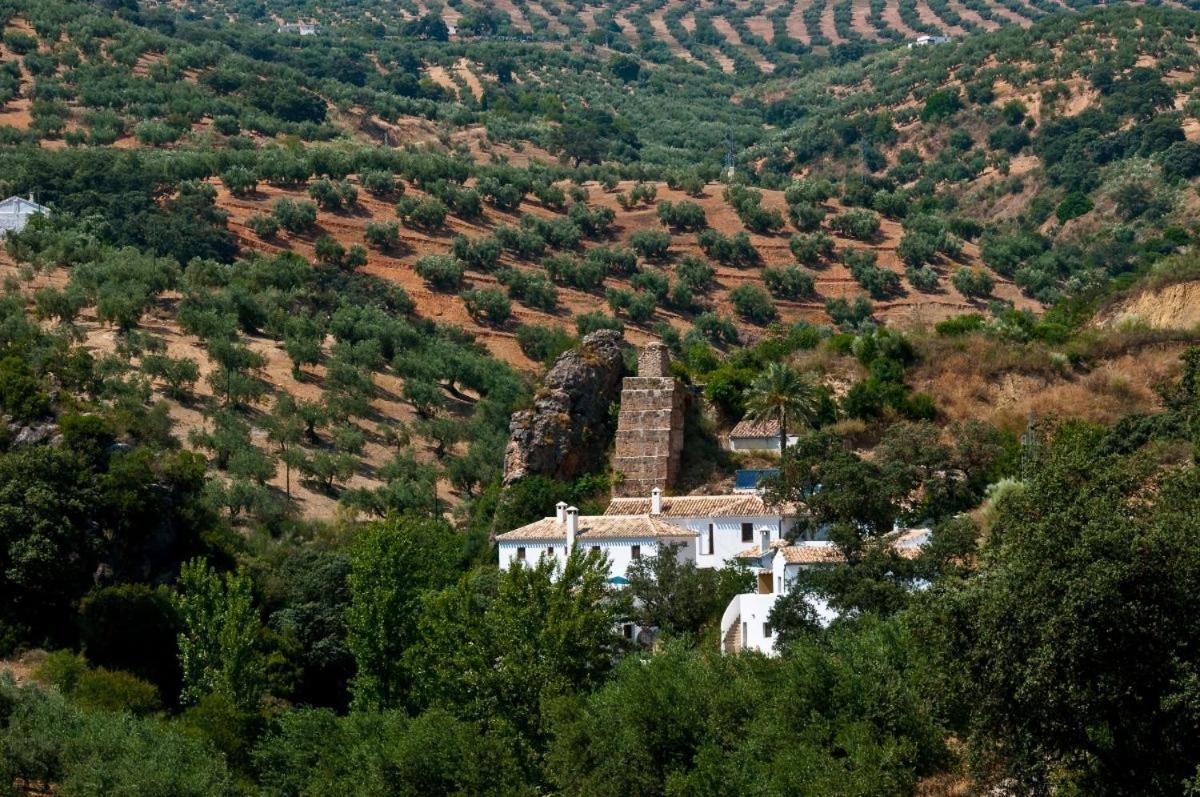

612,343,686,497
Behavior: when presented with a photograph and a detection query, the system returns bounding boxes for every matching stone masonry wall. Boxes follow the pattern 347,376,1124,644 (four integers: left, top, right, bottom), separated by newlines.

612,344,686,497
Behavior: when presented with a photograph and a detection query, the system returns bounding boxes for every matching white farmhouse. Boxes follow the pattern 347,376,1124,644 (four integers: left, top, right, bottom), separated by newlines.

725,417,798,454
497,503,697,583
0,195,48,236
720,528,931,655
604,488,798,570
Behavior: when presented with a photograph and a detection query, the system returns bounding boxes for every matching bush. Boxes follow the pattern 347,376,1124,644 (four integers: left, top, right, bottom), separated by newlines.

575,312,624,335
271,198,318,234
500,268,558,310
516,324,575,362
246,214,279,239
845,249,900,299
629,229,672,259
361,170,399,196
788,201,827,231
697,230,757,267
952,267,994,299
825,296,874,328
730,284,776,325
921,88,962,121
1055,192,1094,223
790,232,835,265
906,266,940,293
763,266,816,300
829,209,881,241
676,255,716,292
656,200,707,231
462,288,512,325
397,197,448,230
364,221,401,251
451,235,502,271
415,255,465,290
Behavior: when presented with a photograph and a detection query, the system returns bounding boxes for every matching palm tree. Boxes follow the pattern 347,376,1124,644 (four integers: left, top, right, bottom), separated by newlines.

744,363,821,454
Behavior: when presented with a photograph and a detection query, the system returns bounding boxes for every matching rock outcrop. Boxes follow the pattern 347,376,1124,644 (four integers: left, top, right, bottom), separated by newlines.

502,330,626,485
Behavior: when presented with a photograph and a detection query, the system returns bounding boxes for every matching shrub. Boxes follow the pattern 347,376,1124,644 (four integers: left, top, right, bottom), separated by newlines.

629,229,672,259
415,255,465,290
763,266,816,300
789,201,827,231
361,170,399,196
906,266,940,293
451,234,502,271
829,209,881,241
693,312,739,345
500,268,558,310
246,214,279,239
364,221,401,251
825,296,874,328
921,88,962,121
656,200,707,231
730,284,776,325
790,232,835,265
575,311,624,335
952,267,994,299
516,324,575,362
697,230,757,267
462,288,512,325
396,197,448,230
845,249,900,299
271,198,318,234
1055,192,1093,223
676,255,716,292
220,167,256,197
586,246,638,276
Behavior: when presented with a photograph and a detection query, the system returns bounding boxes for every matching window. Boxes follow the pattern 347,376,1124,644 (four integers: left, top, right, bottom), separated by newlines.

623,623,634,639
742,621,748,642
516,547,526,561
764,623,773,638
741,522,754,543
706,523,714,555
546,546,554,558
591,545,601,554
631,544,641,560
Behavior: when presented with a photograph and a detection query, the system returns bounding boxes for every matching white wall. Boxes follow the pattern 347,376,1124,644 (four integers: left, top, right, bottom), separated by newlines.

662,515,793,570
498,536,697,581
726,435,799,453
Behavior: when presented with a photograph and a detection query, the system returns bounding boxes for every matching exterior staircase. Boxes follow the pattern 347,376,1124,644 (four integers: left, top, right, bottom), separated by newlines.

722,615,741,654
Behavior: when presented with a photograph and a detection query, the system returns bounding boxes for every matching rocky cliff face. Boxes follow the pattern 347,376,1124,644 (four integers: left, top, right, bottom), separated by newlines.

502,330,626,485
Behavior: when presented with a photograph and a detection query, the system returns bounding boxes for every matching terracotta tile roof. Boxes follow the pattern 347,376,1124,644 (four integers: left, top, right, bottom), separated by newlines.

604,494,782,518
729,417,781,438
498,515,698,542
781,543,845,564
734,540,788,559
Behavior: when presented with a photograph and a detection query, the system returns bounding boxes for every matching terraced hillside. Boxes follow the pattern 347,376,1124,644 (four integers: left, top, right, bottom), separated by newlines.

179,0,1200,75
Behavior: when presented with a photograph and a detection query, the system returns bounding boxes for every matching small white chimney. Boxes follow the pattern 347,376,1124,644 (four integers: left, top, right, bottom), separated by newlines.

760,529,770,555
565,506,579,552
555,501,568,523
650,487,662,516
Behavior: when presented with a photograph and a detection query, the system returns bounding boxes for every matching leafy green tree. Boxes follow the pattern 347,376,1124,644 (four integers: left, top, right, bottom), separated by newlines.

914,423,1200,793
408,553,623,752
174,559,266,710
626,545,751,636
346,518,466,710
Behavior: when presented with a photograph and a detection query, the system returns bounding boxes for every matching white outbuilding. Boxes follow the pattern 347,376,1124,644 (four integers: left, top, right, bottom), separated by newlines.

0,195,48,236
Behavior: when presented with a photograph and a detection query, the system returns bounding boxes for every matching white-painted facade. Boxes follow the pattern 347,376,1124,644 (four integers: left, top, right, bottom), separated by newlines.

605,489,798,571
497,504,697,583
0,196,47,236
726,433,799,454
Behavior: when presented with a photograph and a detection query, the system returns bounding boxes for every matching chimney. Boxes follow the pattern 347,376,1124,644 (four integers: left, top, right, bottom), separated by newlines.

565,506,579,552
760,529,770,555
555,501,568,523
650,487,662,516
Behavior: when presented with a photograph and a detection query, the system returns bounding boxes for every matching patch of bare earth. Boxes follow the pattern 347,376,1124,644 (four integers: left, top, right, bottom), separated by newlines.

819,0,846,45
785,0,813,44
649,10,699,64
851,0,884,40
879,0,923,40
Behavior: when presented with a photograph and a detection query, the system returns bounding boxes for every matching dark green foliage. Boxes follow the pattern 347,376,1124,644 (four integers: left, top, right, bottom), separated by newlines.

516,324,575,363
462,287,513,325
763,265,816,299
729,284,776,325
415,254,465,290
